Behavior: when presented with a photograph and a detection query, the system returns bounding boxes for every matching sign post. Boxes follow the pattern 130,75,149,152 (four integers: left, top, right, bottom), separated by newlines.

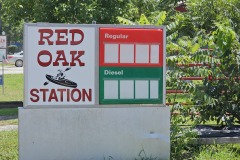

0,58,3,94
0,35,6,94
19,23,170,160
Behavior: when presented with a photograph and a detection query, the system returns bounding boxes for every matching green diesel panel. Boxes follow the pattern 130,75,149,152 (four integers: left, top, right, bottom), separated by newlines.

99,67,163,104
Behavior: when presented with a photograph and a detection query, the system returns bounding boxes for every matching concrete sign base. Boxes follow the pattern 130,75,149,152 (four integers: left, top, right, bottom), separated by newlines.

19,106,170,160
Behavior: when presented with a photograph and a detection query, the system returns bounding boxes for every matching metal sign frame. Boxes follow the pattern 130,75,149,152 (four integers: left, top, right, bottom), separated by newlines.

24,23,166,108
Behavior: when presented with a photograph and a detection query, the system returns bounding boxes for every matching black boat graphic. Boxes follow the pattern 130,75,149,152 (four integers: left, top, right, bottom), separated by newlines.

45,74,78,88
44,67,78,88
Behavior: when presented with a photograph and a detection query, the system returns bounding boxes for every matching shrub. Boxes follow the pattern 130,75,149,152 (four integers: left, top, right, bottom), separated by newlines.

7,45,18,54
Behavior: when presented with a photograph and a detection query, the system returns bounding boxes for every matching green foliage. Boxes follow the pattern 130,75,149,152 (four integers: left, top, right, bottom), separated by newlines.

7,45,18,54
193,21,240,126
118,11,167,26
213,21,237,53
138,14,151,25
165,0,240,127
129,0,165,22
1,0,164,25
1,0,240,158
171,114,198,160
196,144,240,160
117,17,137,25
3,20,24,46
186,0,240,35
0,0,135,43
117,8,201,159
151,11,167,25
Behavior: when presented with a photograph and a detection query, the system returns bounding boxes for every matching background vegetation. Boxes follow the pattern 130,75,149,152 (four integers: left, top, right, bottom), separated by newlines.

0,74,23,102
0,0,240,159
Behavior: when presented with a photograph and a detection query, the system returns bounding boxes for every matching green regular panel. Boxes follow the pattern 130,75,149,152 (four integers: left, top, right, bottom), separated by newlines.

99,67,163,104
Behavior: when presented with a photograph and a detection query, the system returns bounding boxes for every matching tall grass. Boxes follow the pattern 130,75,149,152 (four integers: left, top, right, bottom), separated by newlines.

195,144,240,160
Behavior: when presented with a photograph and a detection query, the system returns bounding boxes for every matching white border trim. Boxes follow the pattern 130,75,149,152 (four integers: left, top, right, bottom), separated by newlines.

163,26,166,105
23,23,28,108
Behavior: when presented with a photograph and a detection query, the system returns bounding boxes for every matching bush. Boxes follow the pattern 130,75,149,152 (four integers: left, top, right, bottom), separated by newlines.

7,45,18,54
193,22,240,126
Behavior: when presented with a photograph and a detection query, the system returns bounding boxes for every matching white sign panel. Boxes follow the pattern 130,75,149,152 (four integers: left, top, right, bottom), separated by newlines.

0,36,7,48
24,24,96,107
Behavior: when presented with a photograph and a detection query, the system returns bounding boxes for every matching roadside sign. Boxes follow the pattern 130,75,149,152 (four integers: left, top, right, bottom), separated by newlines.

0,35,7,62
0,57,4,94
0,36,7,48
99,27,165,104
21,24,169,160
24,24,96,107
0,75,3,85
24,24,166,107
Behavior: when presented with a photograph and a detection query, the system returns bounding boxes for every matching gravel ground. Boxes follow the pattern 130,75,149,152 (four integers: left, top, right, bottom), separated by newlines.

0,125,18,131
0,65,23,74
0,115,18,120
0,116,18,131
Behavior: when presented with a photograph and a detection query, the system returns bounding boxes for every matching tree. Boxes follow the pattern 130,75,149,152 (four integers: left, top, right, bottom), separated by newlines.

0,0,136,24
0,0,135,46
193,20,240,125
118,0,240,126
0,0,174,45
166,0,240,125
175,0,240,125
1,0,240,125
186,0,240,35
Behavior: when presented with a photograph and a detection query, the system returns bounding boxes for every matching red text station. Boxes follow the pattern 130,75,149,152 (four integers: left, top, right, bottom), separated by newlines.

30,88,92,102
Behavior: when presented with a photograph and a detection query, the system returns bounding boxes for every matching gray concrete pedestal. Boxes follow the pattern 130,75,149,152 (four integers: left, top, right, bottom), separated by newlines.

19,106,170,160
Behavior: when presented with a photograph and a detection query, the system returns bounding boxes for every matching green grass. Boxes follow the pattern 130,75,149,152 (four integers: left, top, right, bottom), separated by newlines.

0,74,23,102
0,108,18,116
0,108,18,126
0,130,18,160
195,144,240,160
0,62,15,67
0,119,18,126
166,93,193,104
